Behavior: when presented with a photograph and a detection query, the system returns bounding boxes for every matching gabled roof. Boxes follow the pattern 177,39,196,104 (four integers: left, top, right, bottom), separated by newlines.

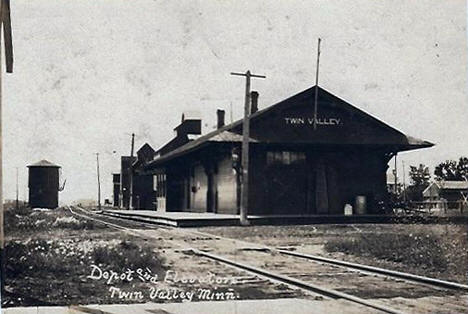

137,143,155,155
436,181,468,190
27,159,60,168
210,130,258,143
147,127,259,169
133,143,159,169
155,134,190,156
146,85,434,169
423,180,468,195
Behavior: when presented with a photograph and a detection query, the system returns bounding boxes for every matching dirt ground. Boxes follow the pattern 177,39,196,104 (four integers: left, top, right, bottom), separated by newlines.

4,207,467,312
197,224,468,283
3,207,312,307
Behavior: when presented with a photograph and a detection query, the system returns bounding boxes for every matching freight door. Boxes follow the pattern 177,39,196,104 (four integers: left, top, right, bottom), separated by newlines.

265,151,308,215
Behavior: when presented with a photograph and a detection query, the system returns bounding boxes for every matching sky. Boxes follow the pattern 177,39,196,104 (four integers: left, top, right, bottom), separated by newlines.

2,0,467,204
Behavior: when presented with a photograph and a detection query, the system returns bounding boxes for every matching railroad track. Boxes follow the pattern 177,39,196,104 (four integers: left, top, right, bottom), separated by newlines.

68,206,167,231
91,207,468,291
68,206,468,313
68,206,220,246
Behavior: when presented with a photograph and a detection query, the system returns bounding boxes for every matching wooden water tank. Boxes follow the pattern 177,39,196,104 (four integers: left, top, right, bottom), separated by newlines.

27,160,61,209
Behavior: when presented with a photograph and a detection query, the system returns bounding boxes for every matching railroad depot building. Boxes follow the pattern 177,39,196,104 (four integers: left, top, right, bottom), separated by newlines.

144,86,433,215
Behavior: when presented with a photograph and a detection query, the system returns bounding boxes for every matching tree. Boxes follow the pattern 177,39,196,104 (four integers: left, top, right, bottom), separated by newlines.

409,164,431,187
456,157,468,180
407,164,430,202
434,157,468,181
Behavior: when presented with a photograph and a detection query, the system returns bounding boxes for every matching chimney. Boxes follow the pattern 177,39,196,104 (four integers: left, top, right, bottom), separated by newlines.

174,119,202,137
251,91,259,114
217,109,225,129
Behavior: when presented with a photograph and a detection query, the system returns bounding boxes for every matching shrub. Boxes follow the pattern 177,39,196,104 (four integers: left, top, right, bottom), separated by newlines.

5,239,166,280
91,240,166,273
5,240,63,277
53,216,81,228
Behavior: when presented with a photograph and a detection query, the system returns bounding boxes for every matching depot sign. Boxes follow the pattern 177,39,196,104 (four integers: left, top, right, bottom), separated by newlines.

284,117,342,126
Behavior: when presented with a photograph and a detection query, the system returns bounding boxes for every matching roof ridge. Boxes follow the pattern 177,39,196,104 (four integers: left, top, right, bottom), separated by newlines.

146,85,434,168
27,159,60,167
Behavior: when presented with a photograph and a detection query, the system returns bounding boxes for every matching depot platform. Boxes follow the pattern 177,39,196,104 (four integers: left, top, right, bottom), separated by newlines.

100,209,468,227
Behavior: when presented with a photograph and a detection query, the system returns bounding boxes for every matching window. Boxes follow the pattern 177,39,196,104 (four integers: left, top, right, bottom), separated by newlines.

266,151,305,165
155,174,166,198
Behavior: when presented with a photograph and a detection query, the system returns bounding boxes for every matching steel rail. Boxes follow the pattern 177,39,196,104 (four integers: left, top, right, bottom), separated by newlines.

67,206,193,250
68,206,128,231
67,206,160,241
189,225,468,292
277,249,468,291
99,210,176,228
94,209,468,293
69,207,404,312
189,248,404,314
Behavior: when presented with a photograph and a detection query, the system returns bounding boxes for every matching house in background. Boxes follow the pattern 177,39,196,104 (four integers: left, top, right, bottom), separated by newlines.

423,180,468,209
386,171,401,194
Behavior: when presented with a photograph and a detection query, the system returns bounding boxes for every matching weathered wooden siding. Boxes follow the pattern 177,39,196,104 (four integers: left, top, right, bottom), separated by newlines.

190,164,208,212
132,173,156,210
216,156,237,214
247,148,388,215
248,148,267,215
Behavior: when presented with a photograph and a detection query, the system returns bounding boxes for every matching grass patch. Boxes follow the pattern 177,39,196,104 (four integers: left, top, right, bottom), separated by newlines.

202,224,468,282
52,215,105,230
4,206,105,234
6,239,166,278
324,226,468,274
91,240,165,271
5,238,167,306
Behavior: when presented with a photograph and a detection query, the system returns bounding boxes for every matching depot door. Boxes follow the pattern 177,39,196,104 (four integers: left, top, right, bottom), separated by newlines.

265,151,308,215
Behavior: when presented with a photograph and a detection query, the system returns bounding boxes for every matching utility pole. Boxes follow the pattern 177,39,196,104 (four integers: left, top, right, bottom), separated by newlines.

0,0,14,295
313,38,321,130
402,160,406,203
394,154,398,195
230,70,266,226
129,133,135,210
15,167,18,210
96,153,101,211
130,133,135,157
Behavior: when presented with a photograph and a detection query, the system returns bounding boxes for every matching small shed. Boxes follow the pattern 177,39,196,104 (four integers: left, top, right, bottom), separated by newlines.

423,180,468,208
28,160,61,209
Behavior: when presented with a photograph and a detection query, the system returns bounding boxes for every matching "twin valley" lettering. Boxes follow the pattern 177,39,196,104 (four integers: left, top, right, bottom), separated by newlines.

284,117,341,126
